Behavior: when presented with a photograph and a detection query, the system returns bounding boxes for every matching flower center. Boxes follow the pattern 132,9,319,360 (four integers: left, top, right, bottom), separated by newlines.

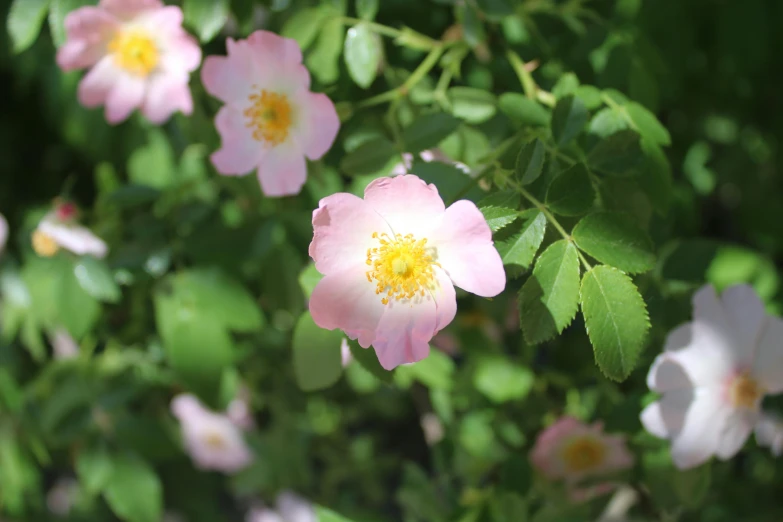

108,29,159,76
730,373,763,409
55,202,77,222
244,90,292,146
203,431,226,449
32,230,59,257
561,437,606,473
365,232,439,305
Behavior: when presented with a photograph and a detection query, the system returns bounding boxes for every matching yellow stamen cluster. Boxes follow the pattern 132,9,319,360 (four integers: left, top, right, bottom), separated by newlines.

244,90,292,145
562,437,606,473
365,232,439,305
203,431,227,449
108,30,159,76
32,230,59,257
730,373,763,409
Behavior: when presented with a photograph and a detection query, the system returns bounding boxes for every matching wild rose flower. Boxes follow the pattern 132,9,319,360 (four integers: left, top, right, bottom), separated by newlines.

308,174,505,370
246,491,316,522
641,284,783,469
530,417,634,485
170,394,254,474
201,30,339,197
754,413,783,457
56,0,201,124
32,203,107,259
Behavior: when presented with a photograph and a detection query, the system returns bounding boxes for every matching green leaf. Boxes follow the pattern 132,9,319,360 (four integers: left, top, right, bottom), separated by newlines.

356,0,379,20
394,350,454,390
76,444,113,495
7,0,50,53
306,17,345,84
460,3,485,47
103,454,162,522
58,262,101,339
545,163,595,216
625,102,671,146
489,492,528,522
515,139,546,185
449,87,497,124
183,0,229,42
575,85,602,110
518,240,580,344
572,212,655,273
580,265,649,381
498,93,550,127
402,113,461,154
474,357,534,403
588,129,644,177
281,7,329,50
340,138,397,176
551,95,588,146
347,339,392,384
127,130,177,189
316,506,357,522
480,207,519,233
344,23,382,88
588,107,628,138
496,210,547,270
298,263,324,299
48,0,91,47
477,0,514,18
292,312,344,392
73,257,121,304
410,161,475,202
552,72,579,99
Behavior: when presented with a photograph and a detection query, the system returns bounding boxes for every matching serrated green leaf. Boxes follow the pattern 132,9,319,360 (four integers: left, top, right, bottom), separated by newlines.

498,93,550,127
480,206,518,233
344,23,382,88
478,190,521,210
48,0,91,47
347,339,392,383
103,454,162,522
340,138,397,175
625,102,670,146
183,0,229,42
588,129,644,177
551,95,588,146
7,0,50,53
73,257,121,304
581,265,649,381
515,139,546,185
281,7,329,49
402,113,461,154
572,212,655,273
496,210,547,270
518,240,580,344
306,17,345,84
292,312,344,392
588,107,628,138
449,87,497,124
474,357,534,403
545,163,595,216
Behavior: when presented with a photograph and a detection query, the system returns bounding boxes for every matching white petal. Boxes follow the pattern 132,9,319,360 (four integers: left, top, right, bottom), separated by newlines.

670,387,731,470
640,389,693,439
716,409,756,459
276,491,317,522
753,316,783,393
720,284,766,352
755,414,783,456
39,221,108,258
692,285,751,368
246,509,284,522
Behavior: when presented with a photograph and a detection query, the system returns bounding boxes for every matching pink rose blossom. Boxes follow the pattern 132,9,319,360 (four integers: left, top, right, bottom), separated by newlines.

56,0,201,124
246,491,316,522
201,30,340,197
530,417,634,484
171,394,254,474
308,174,505,370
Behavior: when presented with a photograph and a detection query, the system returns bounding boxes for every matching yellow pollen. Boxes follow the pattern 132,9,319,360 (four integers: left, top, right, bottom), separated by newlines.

203,431,226,449
108,30,159,76
730,373,763,409
32,230,59,257
365,232,439,305
562,437,606,473
244,90,292,145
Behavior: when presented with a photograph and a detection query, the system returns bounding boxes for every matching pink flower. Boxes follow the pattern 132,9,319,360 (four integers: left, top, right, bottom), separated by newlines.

641,285,783,469
246,491,316,522
308,174,505,370
170,394,254,474
201,30,340,197
49,328,79,360
56,0,201,125
530,417,634,484
32,204,108,259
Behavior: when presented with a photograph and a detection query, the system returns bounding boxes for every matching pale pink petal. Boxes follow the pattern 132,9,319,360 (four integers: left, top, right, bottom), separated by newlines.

201,51,255,104
428,200,505,297
720,285,766,355
363,175,446,236
244,31,310,91
246,509,284,522
0,213,8,255
432,267,457,333
39,221,108,258
142,74,193,123
530,417,585,479
294,92,339,160
753,317,783,393
372,296,438,370
669,388,729,470
136,4,183,32
160,34,202,74
716,409,756,459
171,394,206,420
600,435,635,472
256,142,307,197
104,74,146,124
77,57,119,108
309,265,386,347
693,285,752,368
56,7,118,70
308,192,391,275
99,0,162,19
210,106,263,175
276,492,316,522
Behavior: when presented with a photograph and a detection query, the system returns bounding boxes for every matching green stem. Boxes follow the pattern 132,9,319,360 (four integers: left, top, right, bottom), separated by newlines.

506,50,538,100
339,17,403,39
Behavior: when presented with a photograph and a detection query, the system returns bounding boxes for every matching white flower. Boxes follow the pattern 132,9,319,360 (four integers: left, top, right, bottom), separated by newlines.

171,394,254,474
755,413,783,456
641,284,783,469
246,491,316,522
46,478,79,516
49,328,79,360
32,207,107,259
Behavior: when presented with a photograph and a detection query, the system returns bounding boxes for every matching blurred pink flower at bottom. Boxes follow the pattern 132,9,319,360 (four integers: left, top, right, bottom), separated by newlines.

246,491,316,522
